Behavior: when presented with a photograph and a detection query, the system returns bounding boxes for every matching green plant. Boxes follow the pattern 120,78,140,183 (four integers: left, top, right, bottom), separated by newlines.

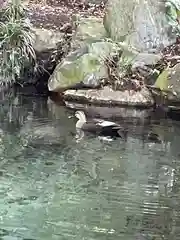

0,0,36,86
165,0,180,36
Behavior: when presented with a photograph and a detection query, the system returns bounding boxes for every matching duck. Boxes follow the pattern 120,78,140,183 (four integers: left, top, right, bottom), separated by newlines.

74,110,127,138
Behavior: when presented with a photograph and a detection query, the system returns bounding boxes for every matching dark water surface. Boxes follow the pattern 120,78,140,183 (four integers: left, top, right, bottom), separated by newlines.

0,92,180,240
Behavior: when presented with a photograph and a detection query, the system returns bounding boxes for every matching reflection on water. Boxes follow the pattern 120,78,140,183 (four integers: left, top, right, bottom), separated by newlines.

0,92,180,240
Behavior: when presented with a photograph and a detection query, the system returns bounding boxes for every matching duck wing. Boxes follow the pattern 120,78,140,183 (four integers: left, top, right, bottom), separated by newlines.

94,119,124,137
81,119,118,133
81,117,123,137
93,119,118,128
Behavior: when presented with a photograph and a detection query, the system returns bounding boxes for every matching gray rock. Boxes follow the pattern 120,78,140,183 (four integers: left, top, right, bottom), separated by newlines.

22,26,70,87
32,27,64,52
71,16,107,50
167,63,180,97
131,52,161,69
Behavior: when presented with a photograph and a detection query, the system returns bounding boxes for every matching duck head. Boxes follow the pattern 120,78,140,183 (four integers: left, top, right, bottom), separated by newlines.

75,111,86,123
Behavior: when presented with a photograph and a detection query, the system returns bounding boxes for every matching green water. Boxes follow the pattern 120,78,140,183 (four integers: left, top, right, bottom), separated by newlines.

0,93,180,240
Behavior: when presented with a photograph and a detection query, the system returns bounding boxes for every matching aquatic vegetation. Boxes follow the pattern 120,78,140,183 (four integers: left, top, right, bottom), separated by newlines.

0,0,36,86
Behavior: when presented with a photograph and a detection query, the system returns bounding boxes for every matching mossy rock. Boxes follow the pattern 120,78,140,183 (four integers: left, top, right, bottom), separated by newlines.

154,63,180,106
48,41,120,92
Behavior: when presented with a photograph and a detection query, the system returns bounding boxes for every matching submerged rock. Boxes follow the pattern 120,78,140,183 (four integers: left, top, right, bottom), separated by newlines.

64,86,154,107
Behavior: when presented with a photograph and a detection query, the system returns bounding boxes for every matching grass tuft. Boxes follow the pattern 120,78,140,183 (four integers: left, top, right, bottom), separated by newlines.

0,0,36,86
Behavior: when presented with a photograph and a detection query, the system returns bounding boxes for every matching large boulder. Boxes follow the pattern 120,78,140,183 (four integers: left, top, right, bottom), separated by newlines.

48,16,113,92
104,0,178,52
48,40,120,92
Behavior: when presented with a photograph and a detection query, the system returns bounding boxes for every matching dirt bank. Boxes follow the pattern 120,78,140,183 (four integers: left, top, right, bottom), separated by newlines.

25,0,105,30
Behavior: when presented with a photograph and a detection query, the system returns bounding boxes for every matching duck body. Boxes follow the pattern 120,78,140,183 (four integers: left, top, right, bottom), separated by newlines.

75,111,126,138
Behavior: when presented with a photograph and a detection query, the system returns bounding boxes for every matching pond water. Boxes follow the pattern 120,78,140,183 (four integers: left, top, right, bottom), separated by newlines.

0,92,180,240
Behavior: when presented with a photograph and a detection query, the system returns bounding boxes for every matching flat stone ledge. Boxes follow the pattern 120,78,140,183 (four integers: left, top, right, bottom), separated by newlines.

63,86,154,107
